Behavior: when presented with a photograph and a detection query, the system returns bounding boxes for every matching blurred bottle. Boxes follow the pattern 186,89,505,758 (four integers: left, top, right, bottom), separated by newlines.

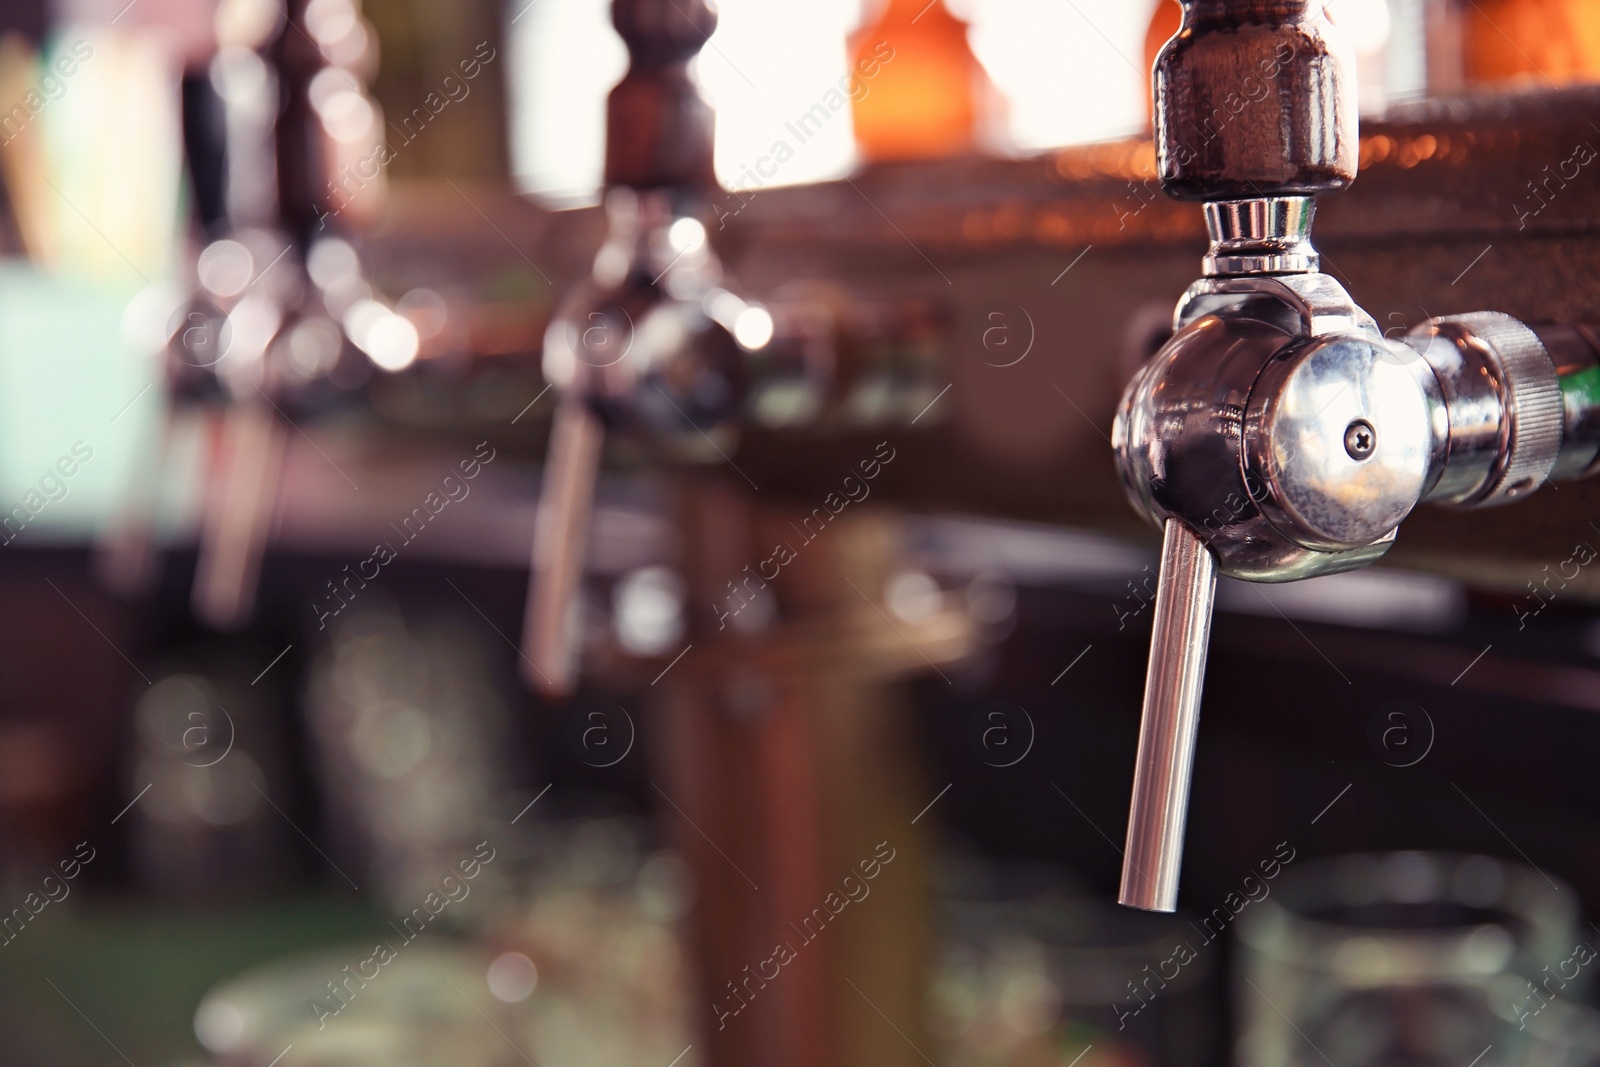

1460,0,1600,87
1348,0,1600,98
849,0,986,162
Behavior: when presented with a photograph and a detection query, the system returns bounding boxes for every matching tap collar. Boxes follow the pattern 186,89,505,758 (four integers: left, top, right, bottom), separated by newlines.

1203,196,1320,277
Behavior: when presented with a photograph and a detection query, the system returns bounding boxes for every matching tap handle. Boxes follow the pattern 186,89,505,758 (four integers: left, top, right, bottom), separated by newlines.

180,70,232,238
270,0,349,248
605,0,717,192
1120,517,1218,912
1155,1,1358,201
522,398,606,698
193,401,287,630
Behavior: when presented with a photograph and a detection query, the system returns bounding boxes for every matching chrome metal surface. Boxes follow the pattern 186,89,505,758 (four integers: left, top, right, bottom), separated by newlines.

523,188,750,698
541,190,733,420
1114,265,1599,916
1536,323,1600,482
1122,1,1600,916
523,400,605,696
1408,313,1563,507
1114,267,1593,915
193,403,286,630
1115,273,1409,582
1120,264,1593,583
1242,333,1435,551
1203,197,1320,276
1175,271,1381,340
1119,518,1217,913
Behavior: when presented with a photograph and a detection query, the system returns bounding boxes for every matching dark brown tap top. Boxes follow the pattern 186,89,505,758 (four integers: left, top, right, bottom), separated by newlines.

604,0,718,192
271,0,329,250
1154,0,1359,201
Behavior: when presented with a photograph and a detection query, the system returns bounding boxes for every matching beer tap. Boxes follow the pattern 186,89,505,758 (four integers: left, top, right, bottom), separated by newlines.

181,0,387,629
1112,1,1600,912
521,0,755,697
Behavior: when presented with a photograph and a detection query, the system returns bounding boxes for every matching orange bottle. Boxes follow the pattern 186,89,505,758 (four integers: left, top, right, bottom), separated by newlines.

849,0,983,162
1461,0,1600,87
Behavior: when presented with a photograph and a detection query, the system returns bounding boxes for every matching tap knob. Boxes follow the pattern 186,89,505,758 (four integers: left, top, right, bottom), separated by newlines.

1154,0,1357,201
606,0,717,192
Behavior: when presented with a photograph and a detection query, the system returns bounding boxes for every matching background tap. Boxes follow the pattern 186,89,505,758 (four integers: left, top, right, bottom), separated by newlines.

521,0,767,699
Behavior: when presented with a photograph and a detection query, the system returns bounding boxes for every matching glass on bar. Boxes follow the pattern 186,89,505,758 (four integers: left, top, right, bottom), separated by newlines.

1236,851,1600,1067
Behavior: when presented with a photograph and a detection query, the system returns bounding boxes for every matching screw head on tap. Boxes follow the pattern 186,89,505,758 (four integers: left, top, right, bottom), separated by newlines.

1344,419,1376,460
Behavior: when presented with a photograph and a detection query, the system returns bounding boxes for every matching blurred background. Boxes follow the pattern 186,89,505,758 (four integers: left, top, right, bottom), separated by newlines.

5,0,1600,1064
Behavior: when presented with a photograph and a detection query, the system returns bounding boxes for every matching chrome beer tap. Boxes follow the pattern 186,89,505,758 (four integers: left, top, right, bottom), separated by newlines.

184,0,387,629
521,0,756,697
1112,1,1600,912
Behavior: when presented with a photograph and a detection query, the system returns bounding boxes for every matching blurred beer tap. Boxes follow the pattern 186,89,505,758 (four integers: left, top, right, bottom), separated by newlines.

521,0,765,698
190,0,324,631
116,0,398,626
1112,0,1600,913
